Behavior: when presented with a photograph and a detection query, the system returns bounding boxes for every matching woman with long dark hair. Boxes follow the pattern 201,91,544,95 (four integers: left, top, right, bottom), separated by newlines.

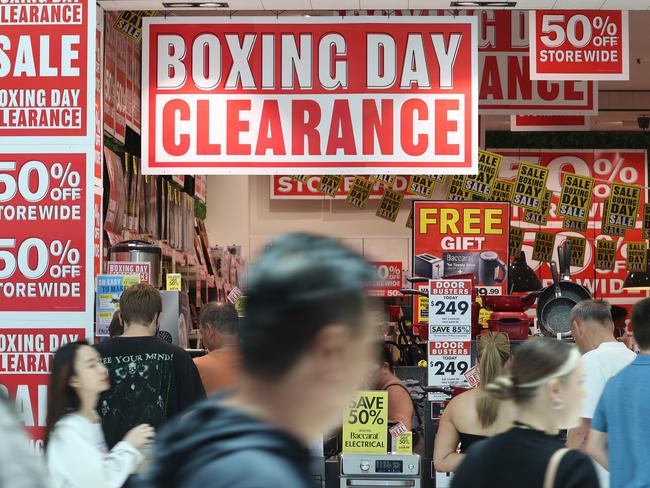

451,338,599,487
45,341,154,488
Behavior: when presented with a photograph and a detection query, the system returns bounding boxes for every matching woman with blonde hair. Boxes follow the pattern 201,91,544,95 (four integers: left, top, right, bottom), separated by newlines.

434,332,514,472
451,338,598,487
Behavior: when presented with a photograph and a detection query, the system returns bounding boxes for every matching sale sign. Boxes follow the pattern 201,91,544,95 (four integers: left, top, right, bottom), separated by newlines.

339,9,598,115
342,391,388,454
272,175,425,199
558,173,595,222
107,261,151,284
142,16,479,175
368,262,402,298
413,201,510,296
0,328,85,452
530,10,629,81
428,278,472,400
491,149,648,309
626,242,646,273
0,151,93,317
0,0,95,141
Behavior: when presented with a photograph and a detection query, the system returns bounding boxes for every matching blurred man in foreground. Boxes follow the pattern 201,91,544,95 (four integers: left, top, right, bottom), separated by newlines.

138,233,378,488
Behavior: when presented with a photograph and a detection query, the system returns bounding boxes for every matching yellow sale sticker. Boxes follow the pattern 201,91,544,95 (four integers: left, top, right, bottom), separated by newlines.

595,239,617,271
346,177,374,209
396,432,413,454
601,199,627,237
166,273,182,291
408,175,436,198
342,391,388,454
446,175,471,201
643,204,650,240
317,175,343,198
566,236,587,267
489,179,515,202
509,226,525,257
609,182,642,229
513,162,549,211
562,218,588,232
532,231,556,262
523,189,553,225
558,173,595,222
626,241,647,272
376,189,403,222
465,150,502,199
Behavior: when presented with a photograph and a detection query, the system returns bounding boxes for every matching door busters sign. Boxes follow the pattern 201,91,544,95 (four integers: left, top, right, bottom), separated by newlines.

142,17,478,175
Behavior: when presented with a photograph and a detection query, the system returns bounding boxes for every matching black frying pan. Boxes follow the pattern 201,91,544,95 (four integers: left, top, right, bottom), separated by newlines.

536,261,591,328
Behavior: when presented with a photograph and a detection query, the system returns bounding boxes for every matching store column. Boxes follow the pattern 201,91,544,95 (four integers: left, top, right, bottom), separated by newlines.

0,0,96,451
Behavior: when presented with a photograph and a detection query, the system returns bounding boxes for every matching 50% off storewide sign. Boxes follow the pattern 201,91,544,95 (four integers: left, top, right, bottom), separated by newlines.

0,155,87,312
342,391,388,454
428,279,472,401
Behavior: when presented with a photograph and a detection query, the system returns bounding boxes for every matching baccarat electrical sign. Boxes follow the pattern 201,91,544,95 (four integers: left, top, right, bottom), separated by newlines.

142,17,479,175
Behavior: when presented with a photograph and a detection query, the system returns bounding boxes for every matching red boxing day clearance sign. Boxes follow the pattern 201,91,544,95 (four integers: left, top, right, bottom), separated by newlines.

0,328,85,451
530,10,629,81
142,17,479,175
0,0,95,142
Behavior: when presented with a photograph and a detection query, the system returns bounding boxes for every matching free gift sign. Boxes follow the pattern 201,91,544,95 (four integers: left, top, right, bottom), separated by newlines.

530,10,629,81
142,17,478,175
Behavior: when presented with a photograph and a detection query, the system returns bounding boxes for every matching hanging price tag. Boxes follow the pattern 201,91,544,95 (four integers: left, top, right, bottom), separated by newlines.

532,231,556,262
513,162,549,212
626,242,647,272
490,179,515,202
595,239,617,271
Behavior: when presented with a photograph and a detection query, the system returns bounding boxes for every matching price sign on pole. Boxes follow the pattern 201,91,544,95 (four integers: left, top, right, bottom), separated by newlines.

428,278,472,401
530,10,629,80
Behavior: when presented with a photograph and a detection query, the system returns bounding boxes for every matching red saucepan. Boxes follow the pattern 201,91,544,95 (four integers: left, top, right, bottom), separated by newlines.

482,291,540,312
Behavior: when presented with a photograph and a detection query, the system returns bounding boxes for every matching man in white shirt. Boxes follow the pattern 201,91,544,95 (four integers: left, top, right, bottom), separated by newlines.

566,299,636,485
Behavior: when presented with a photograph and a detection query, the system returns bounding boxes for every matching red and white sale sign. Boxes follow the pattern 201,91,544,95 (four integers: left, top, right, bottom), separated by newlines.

0,0,94,141
368,262,403,298
0,152,92,314
271,175,420,200
530,10,629,81
142,17,478,175
0,328,85,452
339,10,598,115
107,261,151,284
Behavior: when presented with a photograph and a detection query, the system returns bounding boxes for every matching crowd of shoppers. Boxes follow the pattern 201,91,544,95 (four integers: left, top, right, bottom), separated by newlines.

2,233,650,488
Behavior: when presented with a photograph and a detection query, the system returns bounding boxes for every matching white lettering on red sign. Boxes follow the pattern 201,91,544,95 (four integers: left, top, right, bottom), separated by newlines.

142,17,478,175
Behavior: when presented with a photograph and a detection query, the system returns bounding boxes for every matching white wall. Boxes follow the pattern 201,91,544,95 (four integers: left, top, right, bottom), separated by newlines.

204,175,449,272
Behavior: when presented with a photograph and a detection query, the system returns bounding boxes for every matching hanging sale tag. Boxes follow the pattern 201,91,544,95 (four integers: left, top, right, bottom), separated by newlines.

490,179,515,202
595,239,617,271
523,189,553,225
532,231,556,262
562,218,588,232
513,162,549,212
408,175,436,198
465,150,502,199
602,199,627,238
290,175,309,183
369,175,396,189
376,189,403,222
346,177,374,209
509,226,525,257
566,236,587,267
317,175,343,198
446,175,471,201
626,242,647,272
558,174,595,222
609,182,642,229
643,204,650,240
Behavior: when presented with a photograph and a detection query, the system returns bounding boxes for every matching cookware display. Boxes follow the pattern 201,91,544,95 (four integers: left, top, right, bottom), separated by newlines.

482,291,540,312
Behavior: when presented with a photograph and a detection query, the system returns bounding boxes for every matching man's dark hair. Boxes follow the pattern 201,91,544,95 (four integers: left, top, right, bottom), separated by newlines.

119,283,162,326
241,233,376,381
631,298,650,349
200,302,239,335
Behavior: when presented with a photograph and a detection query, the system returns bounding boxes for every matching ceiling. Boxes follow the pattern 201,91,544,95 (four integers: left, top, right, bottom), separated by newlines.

99,0,650,12
98,1,650,131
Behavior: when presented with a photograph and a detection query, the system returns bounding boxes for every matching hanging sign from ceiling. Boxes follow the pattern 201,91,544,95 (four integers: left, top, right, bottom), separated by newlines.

142,16,478,175
530,10,629,81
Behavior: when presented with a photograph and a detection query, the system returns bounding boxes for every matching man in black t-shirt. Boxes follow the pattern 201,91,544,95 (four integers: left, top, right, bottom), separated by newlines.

97,284,205,448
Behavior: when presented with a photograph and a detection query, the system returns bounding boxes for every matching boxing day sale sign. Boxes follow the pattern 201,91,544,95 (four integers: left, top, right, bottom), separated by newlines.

142,17,478,175
0,0,95,142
